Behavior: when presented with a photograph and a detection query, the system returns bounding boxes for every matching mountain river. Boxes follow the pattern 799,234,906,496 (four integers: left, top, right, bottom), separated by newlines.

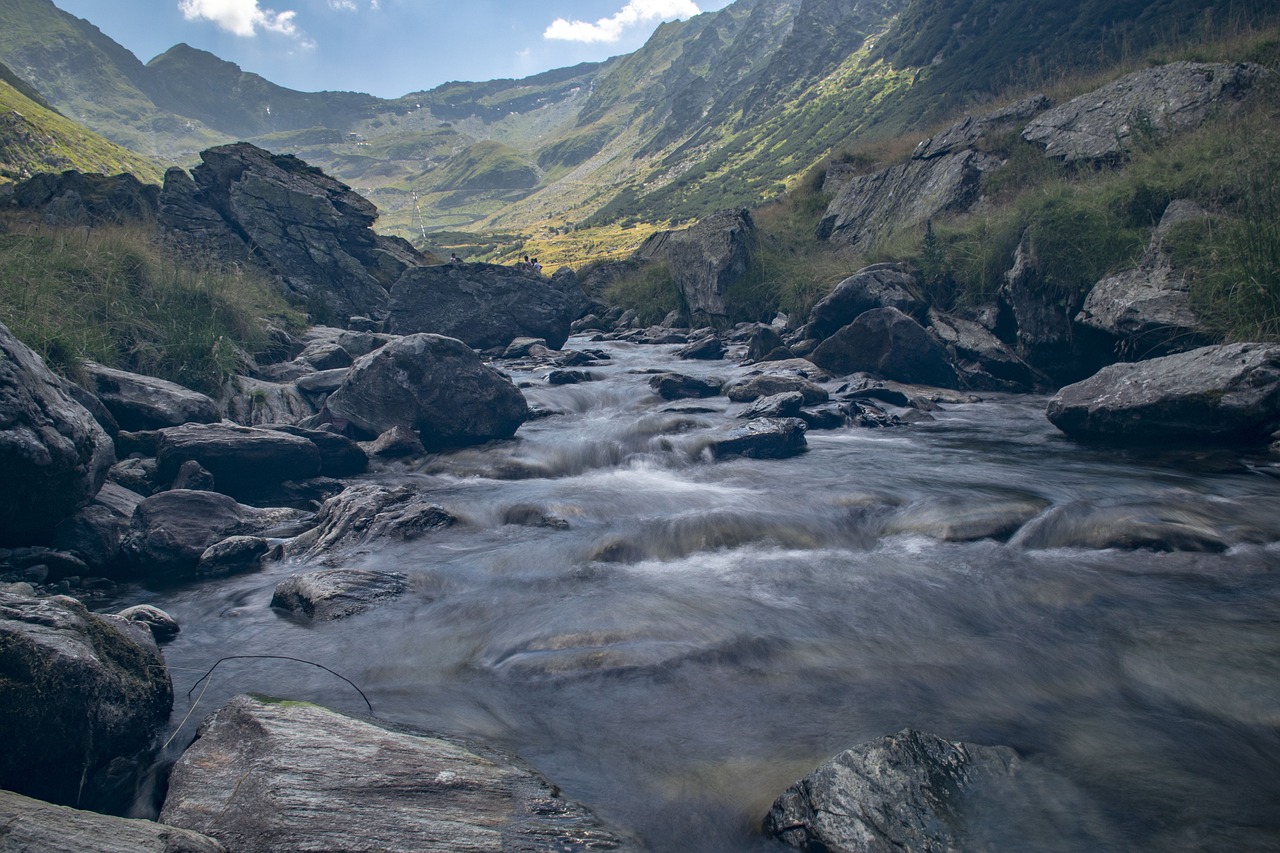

126,336,1280,851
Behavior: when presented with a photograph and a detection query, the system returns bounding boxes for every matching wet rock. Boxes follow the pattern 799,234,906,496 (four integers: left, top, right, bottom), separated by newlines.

169,459,215,492
389,263,580,350
502,504,571,530
267,425,368,477
51,482,144,572
324,334,530,449
708,417,808,460
798,404,849,430
1046,343,1280,443
286,484,458,559
117,603,181,642
725,374,829,405
159,695,641,852
1075,200,1214,358
841,399,910,429
107,457,160,495
155,422,322,501
0,789,225,853
547,369,596,385
363,424,425,458
883,494,1050,542
158,144,424,320
677,334,726,360
196,535,274,577
0,322,115,546
744,324,793,363
0,592,172,810
271,568,409,620
806,265,927,340
739,391,805,419
765,729,1096,853
649,372,723,400
1023,62,1269,163
1009,500,1232,552
636,208,757,328
810,308,960,388
118,490,258,577
82,361,220,431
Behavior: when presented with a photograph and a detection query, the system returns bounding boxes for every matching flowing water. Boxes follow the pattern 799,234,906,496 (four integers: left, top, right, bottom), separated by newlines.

130,337,1280,851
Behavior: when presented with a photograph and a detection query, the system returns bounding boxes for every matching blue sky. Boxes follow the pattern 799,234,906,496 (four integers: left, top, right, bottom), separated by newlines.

51,0,735,98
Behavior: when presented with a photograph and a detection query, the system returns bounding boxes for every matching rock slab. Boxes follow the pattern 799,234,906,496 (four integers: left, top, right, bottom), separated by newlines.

0,789,225,853
160,694,640,852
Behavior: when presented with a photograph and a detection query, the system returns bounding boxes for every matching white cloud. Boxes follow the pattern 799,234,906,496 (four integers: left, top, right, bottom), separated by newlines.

178,0,303,39
544,0,701,44
328,0,357,10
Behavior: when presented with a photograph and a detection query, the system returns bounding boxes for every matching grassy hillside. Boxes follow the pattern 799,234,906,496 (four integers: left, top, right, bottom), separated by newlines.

0,65,164,185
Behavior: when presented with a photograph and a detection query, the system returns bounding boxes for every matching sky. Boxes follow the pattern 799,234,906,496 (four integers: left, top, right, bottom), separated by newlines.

50,0,735,99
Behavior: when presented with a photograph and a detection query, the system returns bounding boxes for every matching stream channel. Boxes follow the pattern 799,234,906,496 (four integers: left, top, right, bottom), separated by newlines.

128,336,1280,851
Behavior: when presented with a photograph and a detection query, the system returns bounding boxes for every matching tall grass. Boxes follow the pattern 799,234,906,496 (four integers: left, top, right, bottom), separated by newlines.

0,224,302,394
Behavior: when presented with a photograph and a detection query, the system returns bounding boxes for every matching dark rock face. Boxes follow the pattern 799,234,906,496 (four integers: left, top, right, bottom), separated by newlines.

267,425,368,477
0,789,226,852
1023,62,1269,163
806,265,926,340
911,95,1050,160
324,334,530,449
82,362,220,431
810,308,960,387
1075,200,1214,358
7,170,159,226
637,209,757,328
0,322,115,546
389,263,580,350
0,592,172,810
159,694,642,852
768,722,1090,850
155,422,322,500
158,143,425,321
271,568,409,620
927,309,1040,391
708,417,808,460
119,489,255,577
51,482,143,572
1046,343,1280,443
677,334,726,360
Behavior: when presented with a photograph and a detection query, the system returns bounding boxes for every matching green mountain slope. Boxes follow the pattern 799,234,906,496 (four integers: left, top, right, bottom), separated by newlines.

0,59,163,185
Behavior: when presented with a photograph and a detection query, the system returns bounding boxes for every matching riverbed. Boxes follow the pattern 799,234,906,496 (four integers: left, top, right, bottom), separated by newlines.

131,336,1280,851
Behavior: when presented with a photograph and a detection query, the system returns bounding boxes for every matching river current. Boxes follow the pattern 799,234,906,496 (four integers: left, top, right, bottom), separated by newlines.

132,337,1280,851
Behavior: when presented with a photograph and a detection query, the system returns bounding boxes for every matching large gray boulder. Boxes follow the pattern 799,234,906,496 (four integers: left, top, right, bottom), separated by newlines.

324,334,530,449
82,362,220,431
271,568,409,620
158,143,425,321
636,208,757,328
388,263,579,350
159,694,642,852
0,322,115,546
1046,342,1280,442
817,150,1001,254
806,265,927,340
1075,200,1214,357
809,308,960,388
0,592,172,810
284,484,457,560
1023,62,1268,163
0,789,225,853
154,422,322,499
764,729,1100,853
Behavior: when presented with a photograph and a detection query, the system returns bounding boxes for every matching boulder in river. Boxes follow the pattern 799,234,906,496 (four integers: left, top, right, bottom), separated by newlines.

0,322,115,546
159,694,642,852
285,484,458,559
649,372,723,400
324,333,530,449
708,417,808,460
389,263,580,350
805,265,927,340
271,568,410,620
0,789,225,853
155,422,323,501
1046,342,1280,443
809,307,960,388
0,592,172,811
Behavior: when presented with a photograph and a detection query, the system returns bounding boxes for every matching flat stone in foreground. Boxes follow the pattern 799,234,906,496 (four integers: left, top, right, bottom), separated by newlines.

0,789,225,853
160,694,641,852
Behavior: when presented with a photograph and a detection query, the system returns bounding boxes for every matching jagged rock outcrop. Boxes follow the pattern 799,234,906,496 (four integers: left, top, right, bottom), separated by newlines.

1023,62,1269,163
1046,342,1280,443
158,143,425,321
0,592,172,811
324,334,530,449
637,209,757,328
817,150,1001,253
388,263,579,350
764,728,1101,852
7,170,159,226
0,789,226,853
159,695,642,852
221,376,315,427
82,362,220,431
927,309,1041,391
911,95,1050,160
1075,199,1214,358
809,308,960,388
285,484,457,559
1,322,115,546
